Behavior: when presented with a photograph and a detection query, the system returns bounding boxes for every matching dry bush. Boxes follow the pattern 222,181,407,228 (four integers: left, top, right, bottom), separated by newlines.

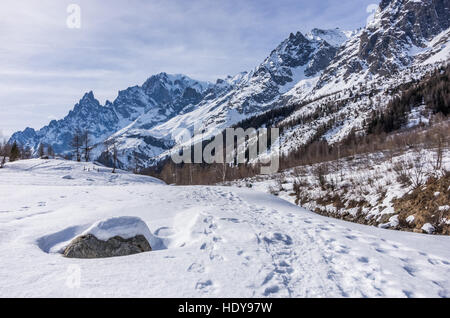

393,160,412,187
268,184,280,196
394,173,450,234
410,154,427,189
313,163,329,190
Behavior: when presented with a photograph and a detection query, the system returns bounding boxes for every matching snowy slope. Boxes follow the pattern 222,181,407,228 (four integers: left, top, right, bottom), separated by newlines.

0,159,449,297
226,147,450,234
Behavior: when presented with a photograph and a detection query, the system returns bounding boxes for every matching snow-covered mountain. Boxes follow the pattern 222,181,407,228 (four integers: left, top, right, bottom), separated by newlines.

314,0,450,94
9,0,450,169
272,0,450,155
10,92,120,155
103,28,352,166
9,73,214,156
10,28,350,167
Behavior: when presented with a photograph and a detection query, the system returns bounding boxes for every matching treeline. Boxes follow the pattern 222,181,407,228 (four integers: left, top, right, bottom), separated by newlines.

143,118,449,185
0,140,54,168
367,65,450,134
0,140,57,167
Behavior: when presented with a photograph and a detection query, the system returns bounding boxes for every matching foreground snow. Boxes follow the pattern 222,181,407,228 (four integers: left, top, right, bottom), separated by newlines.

0,159,449,297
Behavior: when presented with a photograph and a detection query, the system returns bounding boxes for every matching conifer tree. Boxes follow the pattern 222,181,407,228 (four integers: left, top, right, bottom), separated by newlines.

10,142,21,162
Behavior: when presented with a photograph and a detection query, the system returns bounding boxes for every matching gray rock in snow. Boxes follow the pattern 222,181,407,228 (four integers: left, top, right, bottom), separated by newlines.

63,234,152,259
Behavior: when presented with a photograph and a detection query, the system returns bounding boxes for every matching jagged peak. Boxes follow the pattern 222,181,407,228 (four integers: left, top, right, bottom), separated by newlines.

284,31,308,45
379,0,396,10
74,91,101,111
288,31,305,40
306,28,352,47
144,72,195,84
142,72,211,93
81,91,95,101
23,127,36,133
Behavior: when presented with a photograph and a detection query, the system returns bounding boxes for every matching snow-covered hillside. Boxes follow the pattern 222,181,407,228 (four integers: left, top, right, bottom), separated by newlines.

226,146,450,234
0,159,449,297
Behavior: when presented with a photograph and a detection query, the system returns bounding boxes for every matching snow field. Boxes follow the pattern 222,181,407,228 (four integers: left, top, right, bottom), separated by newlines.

0,159,449,297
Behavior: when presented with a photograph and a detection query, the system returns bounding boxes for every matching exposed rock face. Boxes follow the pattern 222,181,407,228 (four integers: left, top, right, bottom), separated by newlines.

63,234,152,259
317,0,450,87
360,0,450,76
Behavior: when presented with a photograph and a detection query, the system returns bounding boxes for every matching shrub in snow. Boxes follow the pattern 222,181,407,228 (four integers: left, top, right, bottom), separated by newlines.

389,215,399,227
421,223,435,234
406,215,415,224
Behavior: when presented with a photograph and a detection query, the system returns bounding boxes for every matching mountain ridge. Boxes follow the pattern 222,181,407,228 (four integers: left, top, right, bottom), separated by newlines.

9,0,450,169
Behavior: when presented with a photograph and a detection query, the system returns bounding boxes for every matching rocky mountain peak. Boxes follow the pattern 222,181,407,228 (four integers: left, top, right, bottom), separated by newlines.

72,91,102,114
361,0,449,75
315,0,450,90
379,0,395,10
306,28,351,47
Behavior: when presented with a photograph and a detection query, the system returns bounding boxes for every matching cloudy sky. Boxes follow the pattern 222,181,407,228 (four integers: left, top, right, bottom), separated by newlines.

0,0,378,139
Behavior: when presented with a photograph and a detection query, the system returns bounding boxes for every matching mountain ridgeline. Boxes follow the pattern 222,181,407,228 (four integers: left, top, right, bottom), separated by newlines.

9,0,450,171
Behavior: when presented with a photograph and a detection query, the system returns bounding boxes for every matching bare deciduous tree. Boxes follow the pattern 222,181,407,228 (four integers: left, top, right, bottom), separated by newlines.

38,143,45,158
104,139,119,173
81,130,92,162
70,130,82,162
47,145,55,158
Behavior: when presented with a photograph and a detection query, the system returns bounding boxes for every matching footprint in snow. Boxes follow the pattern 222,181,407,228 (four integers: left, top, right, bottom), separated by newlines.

187,263,205,273
264,233,293,246
357,257,370,263
263,285,280,296
209,253,224,261
403,290,414,298
220,218,240,223
262,272,274,286
195,280,214,292
375,248,387,254
403,265,417,277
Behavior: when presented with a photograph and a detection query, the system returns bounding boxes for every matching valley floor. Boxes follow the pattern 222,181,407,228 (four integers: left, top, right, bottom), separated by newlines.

0,159,449,297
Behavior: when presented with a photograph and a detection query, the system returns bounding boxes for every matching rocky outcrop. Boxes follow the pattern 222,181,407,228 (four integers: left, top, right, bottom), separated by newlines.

63,234,152,259
317,0,450,88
